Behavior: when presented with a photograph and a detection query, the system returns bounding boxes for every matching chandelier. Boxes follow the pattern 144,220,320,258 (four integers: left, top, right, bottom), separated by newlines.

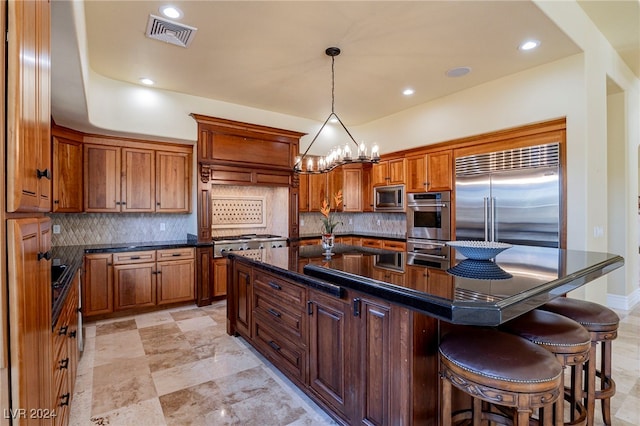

294,47,380,174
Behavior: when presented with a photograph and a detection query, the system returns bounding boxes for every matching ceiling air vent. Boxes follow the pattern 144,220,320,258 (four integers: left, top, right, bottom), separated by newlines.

145,15,197,48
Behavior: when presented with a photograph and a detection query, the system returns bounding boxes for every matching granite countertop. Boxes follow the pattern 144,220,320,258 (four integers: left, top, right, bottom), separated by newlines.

227,243,624,326
297,232,406,241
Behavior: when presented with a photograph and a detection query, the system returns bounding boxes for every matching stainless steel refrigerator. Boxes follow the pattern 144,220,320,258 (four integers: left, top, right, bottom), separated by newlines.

454,143,560,248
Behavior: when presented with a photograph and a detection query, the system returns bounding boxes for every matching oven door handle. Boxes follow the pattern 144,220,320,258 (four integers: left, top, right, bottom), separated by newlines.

409,252,449,260
408,203,448,209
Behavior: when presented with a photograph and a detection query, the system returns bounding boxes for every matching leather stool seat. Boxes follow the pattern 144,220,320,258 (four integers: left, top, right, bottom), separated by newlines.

439,327,563,425
500,309,592,425
540,298,619,426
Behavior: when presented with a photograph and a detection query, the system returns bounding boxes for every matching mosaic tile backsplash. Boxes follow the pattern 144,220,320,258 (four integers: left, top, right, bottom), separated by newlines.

48,213,194,246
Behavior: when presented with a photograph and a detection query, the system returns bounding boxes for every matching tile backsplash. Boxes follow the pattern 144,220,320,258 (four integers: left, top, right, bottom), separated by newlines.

300,211,406,237
48,213,194,246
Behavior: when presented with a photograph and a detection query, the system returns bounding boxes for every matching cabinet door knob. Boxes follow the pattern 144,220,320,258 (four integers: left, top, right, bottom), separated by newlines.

59,393,70,407
37,168,51,180
38,251,52,261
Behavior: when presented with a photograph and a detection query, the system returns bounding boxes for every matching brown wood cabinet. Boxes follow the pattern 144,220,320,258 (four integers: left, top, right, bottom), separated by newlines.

406,149,453,192
156,248,195,305
6,0,51,213
83,253,114,317
372,157,405,187
156,151,191,213
84,143,192,213
7,218,53,422
52,272,80,426
406,265,453,297
122,148,155,212
308,173,328,213
230,262,253,338
331,164,363,212
228,259,416,425
213,257,228,297
308,289,351,423
362,164,374,212
84,248,196,318
113,261,156,311
84,144,121,212
298,174,309,211
52,136,83,212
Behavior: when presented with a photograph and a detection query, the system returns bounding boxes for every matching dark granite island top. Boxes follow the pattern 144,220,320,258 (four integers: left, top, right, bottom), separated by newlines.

229,243,624,326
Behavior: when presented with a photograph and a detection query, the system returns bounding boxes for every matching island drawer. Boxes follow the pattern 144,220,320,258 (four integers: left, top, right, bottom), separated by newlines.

252,318,306,384
157,247,195,261
253,289,306,342
113,250,156,264
253,270,305,307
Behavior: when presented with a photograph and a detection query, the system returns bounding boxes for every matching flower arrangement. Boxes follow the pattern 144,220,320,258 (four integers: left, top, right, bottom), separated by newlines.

320,189,343,234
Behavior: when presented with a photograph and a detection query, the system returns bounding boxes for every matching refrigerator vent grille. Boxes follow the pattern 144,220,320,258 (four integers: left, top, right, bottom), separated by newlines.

455,143,559,176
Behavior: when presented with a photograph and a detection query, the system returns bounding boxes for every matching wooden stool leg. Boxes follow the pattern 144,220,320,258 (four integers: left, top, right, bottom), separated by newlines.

600,341,613,425
555,368,565,426
585,342,597,426
472,398,482,426
441,376,452,426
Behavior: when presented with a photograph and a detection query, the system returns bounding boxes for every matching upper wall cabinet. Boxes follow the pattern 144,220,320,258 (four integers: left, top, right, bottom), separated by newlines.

53,135,83,212
406,149,453,193
6,0,51,212
372,157,405,187
82,136,192,213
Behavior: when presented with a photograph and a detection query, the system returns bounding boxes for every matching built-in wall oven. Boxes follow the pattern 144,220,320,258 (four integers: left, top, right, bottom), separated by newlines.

407,191,452,263
407,191,451,240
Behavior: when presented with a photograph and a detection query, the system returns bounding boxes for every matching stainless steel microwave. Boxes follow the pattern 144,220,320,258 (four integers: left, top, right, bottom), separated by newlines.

373,185,405,212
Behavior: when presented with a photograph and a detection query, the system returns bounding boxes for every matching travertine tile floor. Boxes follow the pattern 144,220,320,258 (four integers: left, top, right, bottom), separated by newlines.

70,301,639,425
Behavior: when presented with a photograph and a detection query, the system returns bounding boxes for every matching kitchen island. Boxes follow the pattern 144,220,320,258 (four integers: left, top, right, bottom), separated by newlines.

225,243,623,425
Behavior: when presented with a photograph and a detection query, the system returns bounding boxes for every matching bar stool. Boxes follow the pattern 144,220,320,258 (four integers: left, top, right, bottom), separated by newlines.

540,297,619,426
500,310,591,426
439,327,563,425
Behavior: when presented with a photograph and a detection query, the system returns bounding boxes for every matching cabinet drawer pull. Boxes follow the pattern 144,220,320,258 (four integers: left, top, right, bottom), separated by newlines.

36,168,51,180
58,325,68,336
307,301,313,315
268,281,282,290
130,256,141,260
268,340,281,351
59,358,69,370
353,298,361,317
267,308,281,318
69,330,77,339
59,393,70,407
172,253,181,257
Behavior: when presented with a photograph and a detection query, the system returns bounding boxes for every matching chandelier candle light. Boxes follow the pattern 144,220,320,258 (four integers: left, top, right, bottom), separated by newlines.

294,47,380,174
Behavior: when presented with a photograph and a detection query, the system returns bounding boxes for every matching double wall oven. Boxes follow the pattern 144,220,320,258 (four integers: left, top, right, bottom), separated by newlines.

406,191,451,266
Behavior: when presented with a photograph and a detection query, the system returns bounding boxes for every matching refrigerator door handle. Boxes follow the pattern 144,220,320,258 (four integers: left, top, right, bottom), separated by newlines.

490,197,496,242
483,197,489,241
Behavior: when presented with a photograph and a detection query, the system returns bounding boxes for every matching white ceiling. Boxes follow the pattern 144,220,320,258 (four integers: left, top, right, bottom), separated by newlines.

52,1,639,130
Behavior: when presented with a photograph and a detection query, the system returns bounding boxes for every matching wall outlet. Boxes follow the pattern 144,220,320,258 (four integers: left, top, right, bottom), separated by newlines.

349,218,353,225
52,224,61,234
377,220,381,226
301,219,305,226
160,223,166,231
593,226,604,238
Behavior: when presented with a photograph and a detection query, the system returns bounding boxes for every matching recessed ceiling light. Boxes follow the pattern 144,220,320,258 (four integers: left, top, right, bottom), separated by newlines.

446,66,471,78
519,39,540,51
403,88,415,96
139,77,155,86
160,5,182,19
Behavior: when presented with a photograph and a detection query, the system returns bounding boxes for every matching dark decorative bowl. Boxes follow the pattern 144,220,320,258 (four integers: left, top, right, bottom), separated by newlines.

447,259,513,280
446,240,512,260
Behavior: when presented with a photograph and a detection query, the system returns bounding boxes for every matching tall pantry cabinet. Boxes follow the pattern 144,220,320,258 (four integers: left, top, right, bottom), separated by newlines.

4,1,58,425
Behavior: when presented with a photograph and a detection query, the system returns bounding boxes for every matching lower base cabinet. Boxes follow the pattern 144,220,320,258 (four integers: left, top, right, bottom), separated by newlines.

228,258,420,425
84,248,195,318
